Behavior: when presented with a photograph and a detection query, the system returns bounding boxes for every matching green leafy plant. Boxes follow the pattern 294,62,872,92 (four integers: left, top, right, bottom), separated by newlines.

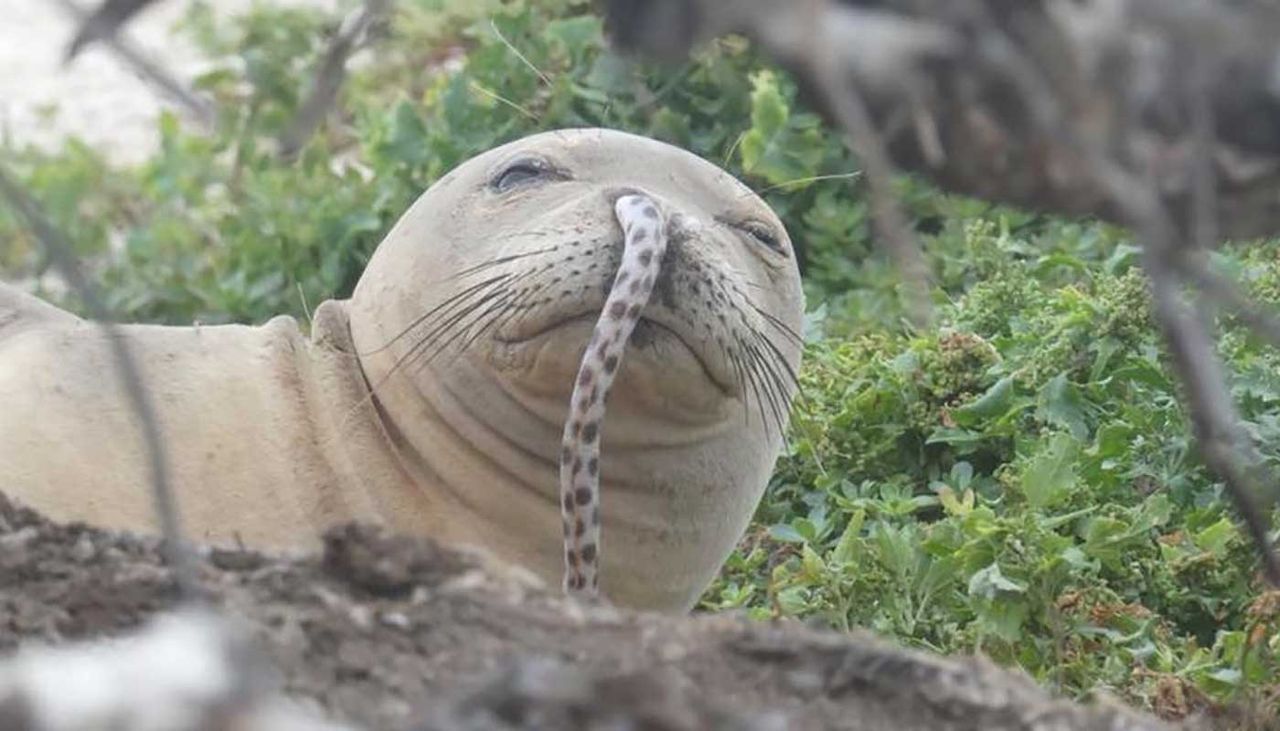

708,221,1280,720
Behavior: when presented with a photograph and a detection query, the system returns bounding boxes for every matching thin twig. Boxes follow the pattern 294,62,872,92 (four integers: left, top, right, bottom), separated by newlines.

755,172,863,195
689,0,1280,584
53,0,215,130
0,162,201,599
1143,234,1280,586
970,15,1280,587
65,0,159,59
490,17,552,86
1191,264,1280,350
802,1,934,328
278,0,394,159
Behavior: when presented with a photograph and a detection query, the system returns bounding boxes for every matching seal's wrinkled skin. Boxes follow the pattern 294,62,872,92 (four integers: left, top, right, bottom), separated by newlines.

0,128,804,611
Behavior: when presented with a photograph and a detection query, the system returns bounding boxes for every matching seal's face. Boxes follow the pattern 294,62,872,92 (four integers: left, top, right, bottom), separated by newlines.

349,128,803,610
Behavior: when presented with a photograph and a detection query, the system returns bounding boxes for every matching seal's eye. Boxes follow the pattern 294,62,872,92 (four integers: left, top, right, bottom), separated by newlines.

492,159,552,192
738,220,785,256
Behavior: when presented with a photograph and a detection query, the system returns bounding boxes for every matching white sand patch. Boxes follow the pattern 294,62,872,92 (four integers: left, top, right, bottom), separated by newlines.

0,0,337,164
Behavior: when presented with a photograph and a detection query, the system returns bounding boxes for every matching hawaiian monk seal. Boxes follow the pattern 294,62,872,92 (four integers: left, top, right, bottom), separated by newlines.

0,128,804,611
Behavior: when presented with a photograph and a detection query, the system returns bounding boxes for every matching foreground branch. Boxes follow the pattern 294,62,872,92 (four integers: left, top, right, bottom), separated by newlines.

54,0,215,129
277,0,394,159
602,0,1280,586
0,164,200,599
604,0,1280,241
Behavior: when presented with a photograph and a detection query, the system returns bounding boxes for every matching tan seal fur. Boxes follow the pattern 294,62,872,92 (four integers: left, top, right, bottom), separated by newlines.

0,128,804,611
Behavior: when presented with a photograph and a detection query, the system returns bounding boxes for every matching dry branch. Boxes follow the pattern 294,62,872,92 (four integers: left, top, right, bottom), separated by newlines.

0,163,200,598
277,0,394,159
605,0,1280,241
54,0,215,129
602,0,1280,584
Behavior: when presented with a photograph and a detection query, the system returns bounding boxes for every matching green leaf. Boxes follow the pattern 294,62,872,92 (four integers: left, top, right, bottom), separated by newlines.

967,562,1026,599
738,70,825,184
1083,516,1132,565
976,598,1029,644
953,376,1016,426
937,487,974,517
1194,517,1237,557
1018,433,1079,510
875,524,917,580
1036,373,1090,441
381,99,431,166
830,509,866,564
801,543,826,578
545,15,602,63
1090,422,1132,461
926,427,985,451
769,524,804,544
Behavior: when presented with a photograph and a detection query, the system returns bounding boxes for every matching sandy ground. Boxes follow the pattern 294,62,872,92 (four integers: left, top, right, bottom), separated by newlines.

0,0,336,164
0,492,1184,731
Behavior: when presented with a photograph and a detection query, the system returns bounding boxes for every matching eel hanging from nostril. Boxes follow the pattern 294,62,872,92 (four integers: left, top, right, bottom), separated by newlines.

559,194,667,597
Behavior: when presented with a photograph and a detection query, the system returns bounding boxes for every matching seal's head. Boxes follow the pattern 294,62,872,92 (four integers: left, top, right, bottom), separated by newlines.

348,128,803,610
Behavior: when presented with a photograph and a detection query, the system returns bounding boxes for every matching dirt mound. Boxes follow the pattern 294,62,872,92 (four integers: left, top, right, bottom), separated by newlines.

0,492,1175,730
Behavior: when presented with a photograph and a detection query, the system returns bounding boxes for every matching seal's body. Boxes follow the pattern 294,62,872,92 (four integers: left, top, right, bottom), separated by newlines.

0,129,804,611
0,286,404,547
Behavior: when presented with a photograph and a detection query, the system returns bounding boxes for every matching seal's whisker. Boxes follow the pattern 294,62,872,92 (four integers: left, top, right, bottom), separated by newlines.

744,298,805,347
733,339,775,440
742,335,788,437
747,171,863,197
724,348,753,428
455,303,514,355
420,263,553,363
748,326,801,392
449,246,559,281
494,279,570,335
401,288,514,373
479,280,556,345
741,338,788,438
746,324,809,419
395,265,548,368
425,292,519,367
332,277,529,437
346,281,512,427
359,273,513,356
447,277,554,362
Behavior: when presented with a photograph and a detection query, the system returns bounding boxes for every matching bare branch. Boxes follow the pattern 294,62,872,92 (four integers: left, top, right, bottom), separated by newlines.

601,0,1280,584
0,162,201,599
53,0,215,130
797,3,934,327
278,0,394,160
1191,264,1280,351
604,0,1280,241
64,0,161,60
1143,239,1280,586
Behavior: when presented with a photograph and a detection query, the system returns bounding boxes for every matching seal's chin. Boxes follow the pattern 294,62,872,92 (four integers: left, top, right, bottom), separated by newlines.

488,314,736,424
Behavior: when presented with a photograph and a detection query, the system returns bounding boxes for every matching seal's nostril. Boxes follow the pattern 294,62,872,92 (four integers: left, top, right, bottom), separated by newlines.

668,212,702,237
606,186,646,205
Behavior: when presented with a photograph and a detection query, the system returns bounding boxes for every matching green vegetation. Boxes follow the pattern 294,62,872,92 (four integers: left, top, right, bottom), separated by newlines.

2,0,1277,723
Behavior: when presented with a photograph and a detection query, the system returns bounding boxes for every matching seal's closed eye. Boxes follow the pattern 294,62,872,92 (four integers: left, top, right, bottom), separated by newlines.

491,156,567,193
733,219,787,257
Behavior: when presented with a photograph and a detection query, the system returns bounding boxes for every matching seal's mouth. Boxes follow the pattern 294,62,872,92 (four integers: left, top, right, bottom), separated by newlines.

494,309,737,398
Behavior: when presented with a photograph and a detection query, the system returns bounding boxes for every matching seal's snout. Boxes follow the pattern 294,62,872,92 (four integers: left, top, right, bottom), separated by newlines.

604,187,702,242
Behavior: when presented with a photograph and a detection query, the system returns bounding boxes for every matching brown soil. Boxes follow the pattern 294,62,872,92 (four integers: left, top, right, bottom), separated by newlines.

0,492,1184,730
